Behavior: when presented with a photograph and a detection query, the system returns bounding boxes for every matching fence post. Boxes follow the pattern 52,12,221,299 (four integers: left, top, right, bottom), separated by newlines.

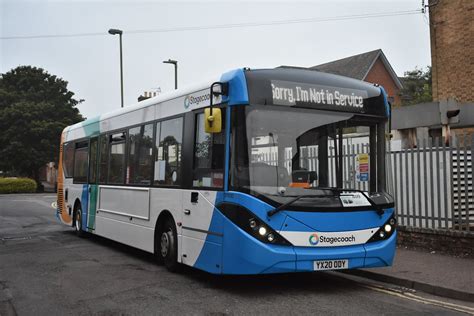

463,132,470,231
443,137,450,228
422,138,428,228
435,137,442,228
429,137,435,229
451,136,456,229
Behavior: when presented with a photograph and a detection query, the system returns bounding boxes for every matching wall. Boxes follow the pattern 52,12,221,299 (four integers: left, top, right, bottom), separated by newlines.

364,58,402,106
429,0,474,103
397,226,474,258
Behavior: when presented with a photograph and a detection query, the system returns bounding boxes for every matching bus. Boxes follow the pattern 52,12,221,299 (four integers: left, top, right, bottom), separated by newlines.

56,67,396,274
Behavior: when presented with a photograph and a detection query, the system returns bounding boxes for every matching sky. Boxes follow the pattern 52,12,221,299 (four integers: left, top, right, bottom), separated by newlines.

0,0,431,119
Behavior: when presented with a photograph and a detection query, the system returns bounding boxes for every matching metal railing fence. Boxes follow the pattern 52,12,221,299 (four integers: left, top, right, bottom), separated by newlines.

251,135,474,232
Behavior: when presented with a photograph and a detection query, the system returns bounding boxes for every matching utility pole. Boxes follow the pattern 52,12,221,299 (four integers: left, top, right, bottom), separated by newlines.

108,28,124,107
163,59,178,90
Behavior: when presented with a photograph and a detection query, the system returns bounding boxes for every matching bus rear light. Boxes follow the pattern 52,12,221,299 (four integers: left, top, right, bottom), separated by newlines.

218,203,291,246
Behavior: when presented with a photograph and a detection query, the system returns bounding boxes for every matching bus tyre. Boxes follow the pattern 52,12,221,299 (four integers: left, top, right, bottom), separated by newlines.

160,218,180,272
74,204,86,238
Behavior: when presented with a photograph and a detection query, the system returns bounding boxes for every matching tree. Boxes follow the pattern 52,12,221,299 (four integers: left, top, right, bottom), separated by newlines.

0,66,84,186
400,66,432,106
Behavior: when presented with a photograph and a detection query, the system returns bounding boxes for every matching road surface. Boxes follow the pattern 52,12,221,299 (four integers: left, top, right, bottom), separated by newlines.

0,194,472,315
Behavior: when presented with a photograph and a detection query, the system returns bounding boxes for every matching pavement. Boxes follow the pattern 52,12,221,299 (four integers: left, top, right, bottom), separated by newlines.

1,193,474,315
348,247,474,302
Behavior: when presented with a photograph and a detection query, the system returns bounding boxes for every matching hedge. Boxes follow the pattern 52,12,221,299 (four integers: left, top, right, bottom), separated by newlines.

0,178,37,194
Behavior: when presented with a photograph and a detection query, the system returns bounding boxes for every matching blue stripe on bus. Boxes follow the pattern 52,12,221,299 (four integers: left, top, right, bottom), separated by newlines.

80,184,89,231
224,109,231,191
193,192,226,273
220,69,249,106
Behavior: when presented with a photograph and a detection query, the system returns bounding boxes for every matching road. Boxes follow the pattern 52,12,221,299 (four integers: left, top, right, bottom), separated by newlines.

0,194,472,315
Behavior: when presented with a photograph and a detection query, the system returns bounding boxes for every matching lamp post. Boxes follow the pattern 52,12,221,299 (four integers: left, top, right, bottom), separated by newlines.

108,28,124,108
163,59,178,90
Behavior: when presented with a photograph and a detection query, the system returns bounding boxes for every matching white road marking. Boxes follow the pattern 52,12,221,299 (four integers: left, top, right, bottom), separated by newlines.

51,202,57,209
362,284,474,315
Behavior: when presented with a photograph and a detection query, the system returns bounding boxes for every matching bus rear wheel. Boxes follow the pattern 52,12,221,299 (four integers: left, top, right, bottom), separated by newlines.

73,203,86,238
158,218,180,272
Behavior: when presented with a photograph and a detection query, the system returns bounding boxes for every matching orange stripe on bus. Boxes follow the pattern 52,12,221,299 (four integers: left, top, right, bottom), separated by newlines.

57,132,72,225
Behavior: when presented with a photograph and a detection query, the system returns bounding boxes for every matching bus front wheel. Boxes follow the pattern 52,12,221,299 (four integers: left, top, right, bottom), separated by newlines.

159,218,180,272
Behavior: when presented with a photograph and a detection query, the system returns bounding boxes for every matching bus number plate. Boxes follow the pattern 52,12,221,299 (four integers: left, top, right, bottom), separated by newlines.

314,259,348,271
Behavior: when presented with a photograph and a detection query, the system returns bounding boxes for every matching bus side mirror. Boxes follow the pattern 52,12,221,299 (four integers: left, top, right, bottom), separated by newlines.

204,107,222,133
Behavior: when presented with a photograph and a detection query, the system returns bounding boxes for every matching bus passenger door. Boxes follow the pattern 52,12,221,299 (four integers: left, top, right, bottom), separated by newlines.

179,110,226,273
87,137,99,232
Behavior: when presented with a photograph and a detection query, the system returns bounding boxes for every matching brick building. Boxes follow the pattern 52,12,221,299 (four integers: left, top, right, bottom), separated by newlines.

310,49,403,106
429,0,474,103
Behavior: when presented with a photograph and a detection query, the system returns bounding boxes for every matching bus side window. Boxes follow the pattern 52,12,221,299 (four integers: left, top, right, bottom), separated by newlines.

108,132,126,184
154,117,183,186
73,141,89,183
62,142,74,178
98,134,108,184
89,137,98,184
193,109,225,188
127,123,153,185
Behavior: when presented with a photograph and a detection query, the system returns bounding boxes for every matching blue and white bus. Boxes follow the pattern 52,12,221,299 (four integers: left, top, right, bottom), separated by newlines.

57,67,396,274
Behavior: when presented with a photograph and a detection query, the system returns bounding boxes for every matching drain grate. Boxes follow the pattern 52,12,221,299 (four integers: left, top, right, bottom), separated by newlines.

1,236,32,241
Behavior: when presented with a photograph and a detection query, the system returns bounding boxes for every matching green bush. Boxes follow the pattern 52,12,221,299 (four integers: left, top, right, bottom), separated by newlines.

0,178,37,194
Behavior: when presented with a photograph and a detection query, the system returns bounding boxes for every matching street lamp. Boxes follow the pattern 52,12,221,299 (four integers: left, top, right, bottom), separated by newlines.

108,28,124,108
163,59,178,90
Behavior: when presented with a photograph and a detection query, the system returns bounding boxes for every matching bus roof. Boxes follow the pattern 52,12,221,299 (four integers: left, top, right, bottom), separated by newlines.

63,67,388,141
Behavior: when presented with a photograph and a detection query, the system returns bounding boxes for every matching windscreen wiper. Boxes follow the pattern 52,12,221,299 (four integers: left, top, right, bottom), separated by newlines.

267,194,330,217
314,187,367,195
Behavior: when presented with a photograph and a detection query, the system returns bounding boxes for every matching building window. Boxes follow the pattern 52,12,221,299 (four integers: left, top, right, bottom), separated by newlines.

193,111,226,187
127,124,154,185
73,141,89,183
108,132,126,184
154,117,183,186
62,142,74,178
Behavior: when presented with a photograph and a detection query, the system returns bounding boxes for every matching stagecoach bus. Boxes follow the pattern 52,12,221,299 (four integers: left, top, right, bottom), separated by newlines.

56,67,396,274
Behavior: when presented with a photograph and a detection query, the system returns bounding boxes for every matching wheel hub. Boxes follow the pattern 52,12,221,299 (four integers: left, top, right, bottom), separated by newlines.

160,232,170,257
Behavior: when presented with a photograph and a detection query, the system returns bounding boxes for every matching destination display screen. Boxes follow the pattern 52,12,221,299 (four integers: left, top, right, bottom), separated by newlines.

245,69,388,117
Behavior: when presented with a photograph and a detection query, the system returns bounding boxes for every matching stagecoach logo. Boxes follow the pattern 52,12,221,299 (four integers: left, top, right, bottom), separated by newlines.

183,92,211,109
309,233,357,246
184,96,191,109
309,233,319,245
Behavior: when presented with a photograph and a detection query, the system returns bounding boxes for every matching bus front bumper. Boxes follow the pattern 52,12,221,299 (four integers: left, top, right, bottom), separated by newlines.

221,224,397,274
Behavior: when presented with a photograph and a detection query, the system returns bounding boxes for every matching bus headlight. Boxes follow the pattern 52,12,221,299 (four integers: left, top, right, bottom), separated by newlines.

368,215,397,243
267,233,275,242
218,203,291,246
249,219,257,229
